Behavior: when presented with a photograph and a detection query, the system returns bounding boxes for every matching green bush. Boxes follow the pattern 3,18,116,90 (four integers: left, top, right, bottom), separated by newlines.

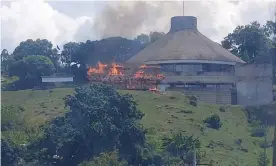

203,114,222,129
257,152,270,166
36,84,147,166
187,96,197,107
235,139,243,146
250,127,266,137
219,106,226,112
162,132,201,164
1,139,20,166
245,106,275,126
79,150,128,166
1,76,19,91
1,105,25,131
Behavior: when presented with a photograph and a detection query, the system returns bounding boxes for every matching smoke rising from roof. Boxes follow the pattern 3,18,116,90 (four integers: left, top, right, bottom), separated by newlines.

93,1,275,40
1,0,275,52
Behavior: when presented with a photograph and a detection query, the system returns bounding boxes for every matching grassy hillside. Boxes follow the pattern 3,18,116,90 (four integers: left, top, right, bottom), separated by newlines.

1,87,274,166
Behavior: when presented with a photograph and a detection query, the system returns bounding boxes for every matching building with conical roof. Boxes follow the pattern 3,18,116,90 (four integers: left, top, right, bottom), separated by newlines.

128,16,244,65
127,16,246,104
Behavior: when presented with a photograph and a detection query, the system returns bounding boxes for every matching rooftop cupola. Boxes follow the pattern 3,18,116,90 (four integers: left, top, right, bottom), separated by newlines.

169,16,197,33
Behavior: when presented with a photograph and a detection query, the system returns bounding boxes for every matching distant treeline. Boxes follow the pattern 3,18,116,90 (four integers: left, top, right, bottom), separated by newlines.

1,20,276,90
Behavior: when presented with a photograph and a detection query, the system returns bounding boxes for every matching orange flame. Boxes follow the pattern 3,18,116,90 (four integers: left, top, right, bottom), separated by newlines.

87,61,107,75
87,62,165,92
134,70,144,78
109,63,124,76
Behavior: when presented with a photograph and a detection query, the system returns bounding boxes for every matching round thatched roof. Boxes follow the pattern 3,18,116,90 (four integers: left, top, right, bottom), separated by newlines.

127,16,245,65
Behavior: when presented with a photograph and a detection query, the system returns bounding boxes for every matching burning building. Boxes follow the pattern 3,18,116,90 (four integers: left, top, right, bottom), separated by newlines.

86,16,273,106
126,16,246,104
87,62,165,92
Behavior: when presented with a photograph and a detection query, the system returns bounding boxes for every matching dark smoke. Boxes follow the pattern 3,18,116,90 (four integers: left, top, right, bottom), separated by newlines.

92,1,176,39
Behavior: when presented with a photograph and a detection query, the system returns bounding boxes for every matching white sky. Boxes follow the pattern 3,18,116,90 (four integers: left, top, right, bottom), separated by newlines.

1,0,276,53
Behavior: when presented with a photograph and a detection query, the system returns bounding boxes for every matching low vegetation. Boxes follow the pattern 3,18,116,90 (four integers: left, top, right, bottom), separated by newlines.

79,150,128,166
203,114,222,129
1,85,275,166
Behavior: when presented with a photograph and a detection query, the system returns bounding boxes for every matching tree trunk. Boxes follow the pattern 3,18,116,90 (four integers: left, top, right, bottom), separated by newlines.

273,125,276,166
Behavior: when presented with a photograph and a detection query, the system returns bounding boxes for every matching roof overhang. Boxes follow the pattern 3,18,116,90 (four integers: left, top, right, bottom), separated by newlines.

143,60,239,65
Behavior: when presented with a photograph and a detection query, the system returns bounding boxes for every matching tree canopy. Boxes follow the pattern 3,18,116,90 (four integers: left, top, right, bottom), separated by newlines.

1,31,166,87
9,55,55,89
12,39,59,68
1,49,13,75
38,84,146,165
221,21,274,63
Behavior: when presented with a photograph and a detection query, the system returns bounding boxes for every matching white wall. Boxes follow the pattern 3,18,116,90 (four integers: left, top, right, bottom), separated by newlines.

235,64,273,106
42,77,73,83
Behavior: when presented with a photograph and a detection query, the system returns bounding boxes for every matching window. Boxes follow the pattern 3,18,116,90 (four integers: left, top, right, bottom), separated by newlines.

193,64,202,72
175,64,182,72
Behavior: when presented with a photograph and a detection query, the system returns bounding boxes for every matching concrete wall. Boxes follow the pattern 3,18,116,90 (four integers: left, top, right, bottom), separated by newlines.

42,77,73,83
164,85,232,105
235,63,273,106
183,88,232,105
164,75,235,84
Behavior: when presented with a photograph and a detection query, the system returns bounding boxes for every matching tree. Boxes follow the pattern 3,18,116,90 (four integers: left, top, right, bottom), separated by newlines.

1,49,13,75
79,150,128,166
264,20,276,47
221,21,272,63
87,37,143,64
60,42,86,82
134,32,165,49
258,152,270,166
9,55,55,89
134,33,151,46
162,132,201,164
1,139,19,166
60,42,80,65
60,37,144,82
1,105,25,131
149,31,165,43
39,84,146,165
1,49,9,62
203,114,222,129
62,41,92,82
13,39,59,67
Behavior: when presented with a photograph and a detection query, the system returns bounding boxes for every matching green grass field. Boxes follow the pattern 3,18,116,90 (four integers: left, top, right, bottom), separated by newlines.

1,87,274,166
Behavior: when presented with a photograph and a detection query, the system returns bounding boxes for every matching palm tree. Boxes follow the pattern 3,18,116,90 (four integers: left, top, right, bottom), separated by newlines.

163,132,200,164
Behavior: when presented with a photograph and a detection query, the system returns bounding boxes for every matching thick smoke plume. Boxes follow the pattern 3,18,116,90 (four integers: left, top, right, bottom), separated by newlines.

93,0,275,41
1,0,275,52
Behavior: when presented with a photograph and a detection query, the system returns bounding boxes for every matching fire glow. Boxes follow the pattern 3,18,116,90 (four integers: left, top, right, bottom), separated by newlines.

87,61,165,93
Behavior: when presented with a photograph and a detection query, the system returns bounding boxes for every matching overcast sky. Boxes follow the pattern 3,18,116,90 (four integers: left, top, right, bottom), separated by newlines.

1,0,276,53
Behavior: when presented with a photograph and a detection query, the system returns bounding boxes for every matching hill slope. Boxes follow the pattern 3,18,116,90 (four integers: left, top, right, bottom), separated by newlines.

1,88,274,166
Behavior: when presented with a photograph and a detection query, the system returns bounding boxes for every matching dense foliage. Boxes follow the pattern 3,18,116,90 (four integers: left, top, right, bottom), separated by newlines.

1,84,210,166
1,31,165,89
221,21,275,63
9,55,55,89
162,132,201,164
203,114,222,129
1,139,19,166
32,84,146,165
13,39,59,66
258,152,270,166
1,105,25,131
78,150,128,166
221,21,276,83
